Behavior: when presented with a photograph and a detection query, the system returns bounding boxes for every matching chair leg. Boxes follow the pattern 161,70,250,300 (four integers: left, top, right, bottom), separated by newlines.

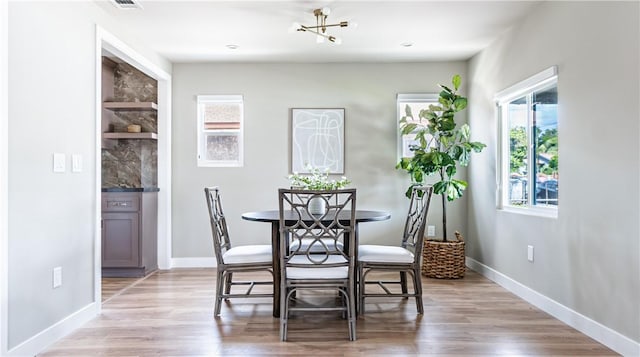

224,272,233,296
358,265,365,316
214,269,225,316
400,271,408,296
413,268,424,314
280,288,293,341
347,285,357,341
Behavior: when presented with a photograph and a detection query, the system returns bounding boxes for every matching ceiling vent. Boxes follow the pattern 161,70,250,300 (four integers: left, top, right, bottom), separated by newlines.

109,0,143,10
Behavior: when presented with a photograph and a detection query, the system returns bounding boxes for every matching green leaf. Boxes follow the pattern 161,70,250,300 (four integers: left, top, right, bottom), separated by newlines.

428,104,444,112
452,74,461,90
401,123,418,135
412,170,423,184
440,84,453,94
452,179,468,189
433,181,447,195
470,141,486,152
405,186,414,199
446,165,456,178
460,124,470,141
440,117,456,131
404,104,413,117
439,90,453,100
432,152,442,165
418,132,427,148
453,97,467,111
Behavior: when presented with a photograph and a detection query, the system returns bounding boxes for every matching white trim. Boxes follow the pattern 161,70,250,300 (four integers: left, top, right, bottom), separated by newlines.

171,257,217,268
157,79,172,270
494,66,558,104
466,257,640,356
196,95,244,168
498,205,558,219
397,93,439,103
6,303,98,357
0,0,8,354
95,26,173,302
396,93,439,162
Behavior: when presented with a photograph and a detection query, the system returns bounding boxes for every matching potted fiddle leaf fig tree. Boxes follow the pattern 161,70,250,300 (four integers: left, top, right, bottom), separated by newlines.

396,74,485,278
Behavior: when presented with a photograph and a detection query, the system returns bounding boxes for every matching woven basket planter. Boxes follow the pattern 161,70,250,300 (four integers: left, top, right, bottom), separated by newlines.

422,231,465,279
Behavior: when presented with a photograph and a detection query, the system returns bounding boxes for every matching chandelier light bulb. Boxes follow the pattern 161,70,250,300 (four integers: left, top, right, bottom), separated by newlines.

333,37,342,45
316,35,325,43
322,7,331,15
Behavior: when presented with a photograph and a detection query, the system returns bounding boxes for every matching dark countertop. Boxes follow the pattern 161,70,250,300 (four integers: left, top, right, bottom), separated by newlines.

102,187,160,192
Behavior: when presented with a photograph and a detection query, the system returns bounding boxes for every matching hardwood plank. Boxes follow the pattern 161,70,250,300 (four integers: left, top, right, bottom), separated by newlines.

40,269,616,356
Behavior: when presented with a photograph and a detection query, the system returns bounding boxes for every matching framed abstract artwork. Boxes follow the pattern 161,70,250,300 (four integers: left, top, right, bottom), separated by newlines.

291,108,345,174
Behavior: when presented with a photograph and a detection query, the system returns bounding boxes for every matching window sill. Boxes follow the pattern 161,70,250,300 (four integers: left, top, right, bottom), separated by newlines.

498,205,558,219
197,161,243,168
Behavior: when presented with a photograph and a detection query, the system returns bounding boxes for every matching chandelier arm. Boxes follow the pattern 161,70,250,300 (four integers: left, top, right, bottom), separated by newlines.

300,22,348,30
300,28,337,43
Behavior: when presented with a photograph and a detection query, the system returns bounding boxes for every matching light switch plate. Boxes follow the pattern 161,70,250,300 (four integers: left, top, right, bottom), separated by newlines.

53,153,65,173
53,266,62,288
72,154,82,173
427,225,436,237
527,245,534,262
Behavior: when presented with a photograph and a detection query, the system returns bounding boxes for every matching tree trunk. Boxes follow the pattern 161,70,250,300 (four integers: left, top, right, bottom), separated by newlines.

442,193,447,242
439,167,448,242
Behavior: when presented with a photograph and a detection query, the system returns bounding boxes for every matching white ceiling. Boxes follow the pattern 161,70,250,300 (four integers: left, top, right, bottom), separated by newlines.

95,0,542,63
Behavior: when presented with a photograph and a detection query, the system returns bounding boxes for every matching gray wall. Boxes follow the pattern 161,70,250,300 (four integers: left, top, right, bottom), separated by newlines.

172,62,467,257
7,1,169,350
467,1,639,343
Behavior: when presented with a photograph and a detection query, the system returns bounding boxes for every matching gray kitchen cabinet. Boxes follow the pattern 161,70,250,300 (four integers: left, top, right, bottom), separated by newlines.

102,191,157,277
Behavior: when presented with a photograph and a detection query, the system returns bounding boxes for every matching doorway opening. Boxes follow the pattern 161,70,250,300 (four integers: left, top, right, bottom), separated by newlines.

95,27,172,307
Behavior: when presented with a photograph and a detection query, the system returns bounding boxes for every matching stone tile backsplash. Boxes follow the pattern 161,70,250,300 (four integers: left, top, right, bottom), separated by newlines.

102,61,158,189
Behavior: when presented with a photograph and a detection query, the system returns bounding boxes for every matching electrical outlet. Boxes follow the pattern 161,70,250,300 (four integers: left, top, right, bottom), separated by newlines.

53,267,62,288
527,245,534,262
427,225,436,237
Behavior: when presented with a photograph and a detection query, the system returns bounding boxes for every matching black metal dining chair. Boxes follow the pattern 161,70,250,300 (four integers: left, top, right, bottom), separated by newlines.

358,185,433,315
278,188,357,341
204,187,274,316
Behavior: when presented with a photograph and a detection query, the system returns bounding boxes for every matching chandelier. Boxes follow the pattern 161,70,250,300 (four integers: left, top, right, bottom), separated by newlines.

291,7,352,44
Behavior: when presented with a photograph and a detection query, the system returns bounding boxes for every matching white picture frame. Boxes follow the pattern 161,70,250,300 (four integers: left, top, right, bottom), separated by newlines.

291,108,345,174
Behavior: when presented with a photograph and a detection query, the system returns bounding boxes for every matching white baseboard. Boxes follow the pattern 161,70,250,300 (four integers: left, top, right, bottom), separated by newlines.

466,257,640,356
7,302,97,357
170,257,217,268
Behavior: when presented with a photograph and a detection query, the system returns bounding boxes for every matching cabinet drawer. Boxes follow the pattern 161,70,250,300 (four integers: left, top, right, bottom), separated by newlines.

102,193,140,212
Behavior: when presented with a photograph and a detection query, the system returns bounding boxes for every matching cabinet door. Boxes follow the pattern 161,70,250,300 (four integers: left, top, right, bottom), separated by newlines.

102,212,140,267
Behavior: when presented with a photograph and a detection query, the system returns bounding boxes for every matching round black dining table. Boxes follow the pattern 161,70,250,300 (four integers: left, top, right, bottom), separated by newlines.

242,209,391,317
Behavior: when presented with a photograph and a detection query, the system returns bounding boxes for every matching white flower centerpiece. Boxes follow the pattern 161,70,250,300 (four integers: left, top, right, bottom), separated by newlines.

288,166,351,214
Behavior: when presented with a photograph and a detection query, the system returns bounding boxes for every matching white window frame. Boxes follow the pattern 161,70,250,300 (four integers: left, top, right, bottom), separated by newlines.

196,95,244,167
495,66,558,217
396,93,439,161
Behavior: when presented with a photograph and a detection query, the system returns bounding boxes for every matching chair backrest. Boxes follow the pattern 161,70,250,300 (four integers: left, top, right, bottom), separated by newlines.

401,186,434,258
204,186,232,265
278,189,357,269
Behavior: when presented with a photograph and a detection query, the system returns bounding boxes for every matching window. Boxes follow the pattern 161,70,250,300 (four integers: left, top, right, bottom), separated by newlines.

496,67,558,215
397,93,439,160
197,95,243,167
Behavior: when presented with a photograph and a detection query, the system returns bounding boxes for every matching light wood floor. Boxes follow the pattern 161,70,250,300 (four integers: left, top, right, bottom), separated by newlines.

101,277,142,302
40,269,615,356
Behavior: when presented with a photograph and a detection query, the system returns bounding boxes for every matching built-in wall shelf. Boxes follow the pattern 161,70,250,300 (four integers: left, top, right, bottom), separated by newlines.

103,132,158,140
103,102,157,111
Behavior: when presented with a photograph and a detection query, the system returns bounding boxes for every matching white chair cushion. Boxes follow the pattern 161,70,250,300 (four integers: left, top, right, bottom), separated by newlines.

286,255,349,279
290,238,343,253
358,245,414,263
223,245,272,264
